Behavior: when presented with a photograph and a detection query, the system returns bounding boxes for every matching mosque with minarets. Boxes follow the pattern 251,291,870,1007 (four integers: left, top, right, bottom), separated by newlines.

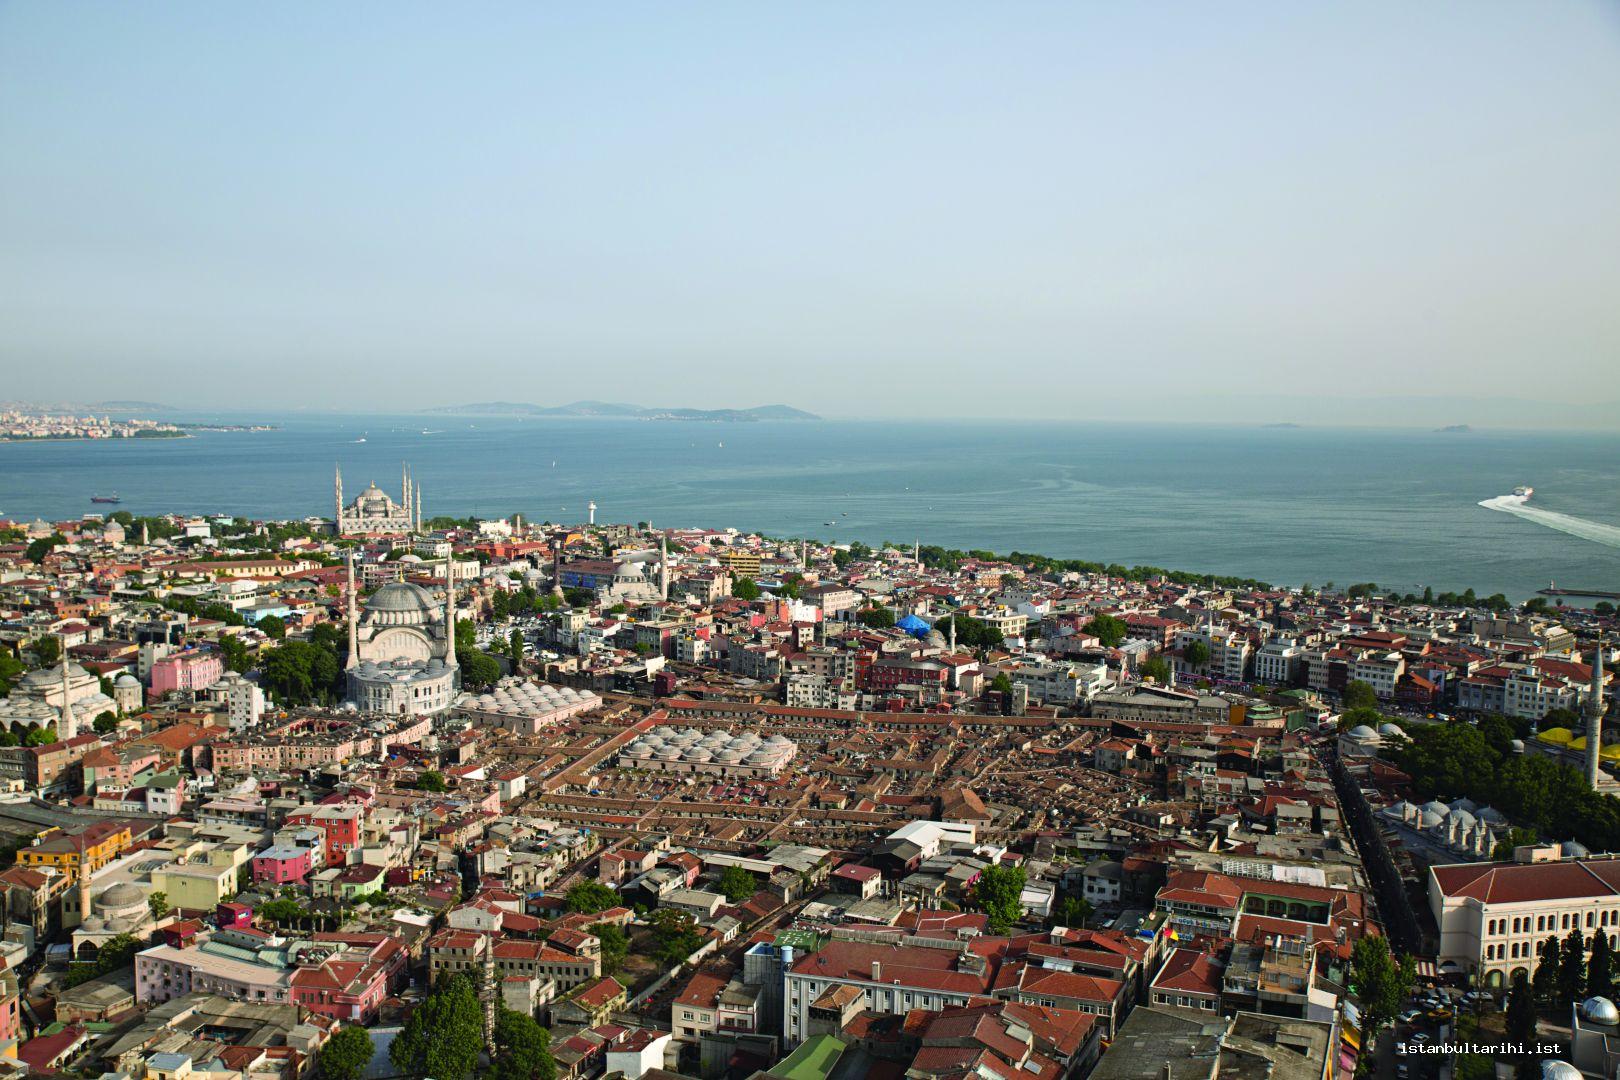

334,463,422,536
341,549,461,715
0,659,116,740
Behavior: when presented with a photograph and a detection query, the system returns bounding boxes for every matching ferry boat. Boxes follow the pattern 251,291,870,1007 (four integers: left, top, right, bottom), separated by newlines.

90,494,121,504
1513,486,1534,499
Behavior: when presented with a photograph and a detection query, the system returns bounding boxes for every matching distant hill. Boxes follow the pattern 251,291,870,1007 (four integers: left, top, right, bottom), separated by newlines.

428,401,820,422
94,400,175,413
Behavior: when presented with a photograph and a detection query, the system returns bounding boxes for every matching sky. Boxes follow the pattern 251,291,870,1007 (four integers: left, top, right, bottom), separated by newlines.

2,3,1619,424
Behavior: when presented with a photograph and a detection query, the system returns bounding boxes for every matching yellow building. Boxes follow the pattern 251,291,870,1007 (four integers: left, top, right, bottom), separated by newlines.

18,820,132,874
715,550,762,578
151,861,239,911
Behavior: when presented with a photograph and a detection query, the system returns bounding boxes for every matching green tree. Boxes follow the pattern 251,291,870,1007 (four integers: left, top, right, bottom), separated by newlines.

1139,656,1172,683
1534,935,1562,1004
1590,930,1615,1000
415,770,448,793
1597,602,1616,617
857,607,895,629
1505,970,1538,1049
257,898,310,928
31,635,61,666
717,865,758,904
1183,639,1210,673
1349,936,1415,1051
259,640,341,705
1493,827,1540,861
456,647,502,691
1562,929,1588,1005
1083,613,1127,648
972,864,1027,934
1052,895,1093,928
1342,680,1379,711
989,672,1014,696
62,931,142,988
510,628,526,668
148,891,170,920
93,712,120,735
565,880,618,914
490,1007,555,1080
257,614,287,640
318,1024,375,1080
732,577,760,601
26,533,66,564
219,633,250,673
25,725,57,746
648,907,705,967
0,649,25,695
389,973,483,1080
590,921,629,975
937,614,1003,650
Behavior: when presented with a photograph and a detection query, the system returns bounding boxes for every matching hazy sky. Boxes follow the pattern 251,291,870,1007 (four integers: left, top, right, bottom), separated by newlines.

3,3,1618,423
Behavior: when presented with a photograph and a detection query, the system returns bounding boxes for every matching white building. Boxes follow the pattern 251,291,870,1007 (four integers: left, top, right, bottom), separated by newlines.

1010,662,1109,707
1429,850,1620,988
1253,639,1302,685
209,673,264,730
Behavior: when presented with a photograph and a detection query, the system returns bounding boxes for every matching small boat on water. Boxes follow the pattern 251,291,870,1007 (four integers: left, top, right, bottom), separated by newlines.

1513,486,1534,499
353,437,367,443
90,494,121,504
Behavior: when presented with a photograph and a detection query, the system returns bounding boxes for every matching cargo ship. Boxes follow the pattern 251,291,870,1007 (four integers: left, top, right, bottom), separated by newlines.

90,493,121,504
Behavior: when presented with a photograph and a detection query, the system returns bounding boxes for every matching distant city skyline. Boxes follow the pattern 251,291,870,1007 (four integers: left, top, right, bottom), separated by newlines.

2,3,1618,424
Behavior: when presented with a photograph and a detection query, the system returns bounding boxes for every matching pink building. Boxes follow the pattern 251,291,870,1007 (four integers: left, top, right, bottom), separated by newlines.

149,649,225,694
251,845,313,886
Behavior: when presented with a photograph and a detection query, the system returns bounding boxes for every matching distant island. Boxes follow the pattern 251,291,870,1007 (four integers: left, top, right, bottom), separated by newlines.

428,400,820,422
1261,422,1301,429
1436,424,1473,433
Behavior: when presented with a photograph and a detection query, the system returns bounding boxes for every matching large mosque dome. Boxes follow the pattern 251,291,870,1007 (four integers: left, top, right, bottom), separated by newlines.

365,582,441,626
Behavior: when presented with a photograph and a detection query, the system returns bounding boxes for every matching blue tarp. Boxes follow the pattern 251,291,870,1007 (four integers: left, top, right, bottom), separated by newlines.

896,613,930,637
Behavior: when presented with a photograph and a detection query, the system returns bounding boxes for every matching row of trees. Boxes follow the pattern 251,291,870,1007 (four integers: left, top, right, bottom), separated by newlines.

1391,716,1620,853
1530,928,1615,1007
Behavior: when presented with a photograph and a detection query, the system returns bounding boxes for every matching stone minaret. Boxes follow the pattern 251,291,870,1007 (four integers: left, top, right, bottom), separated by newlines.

444,549,457,654
948,616,956,653
335,465,344,530
57,659,76,741
551,542,566,600
345,550,359,671
660,535,670,601
414,482,423,533
402,463,412,527
78,857,92,925
800,540,807,569
1588,636,1607,787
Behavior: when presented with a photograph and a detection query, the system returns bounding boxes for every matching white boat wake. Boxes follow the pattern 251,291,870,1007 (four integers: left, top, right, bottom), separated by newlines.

1478,495,1620,549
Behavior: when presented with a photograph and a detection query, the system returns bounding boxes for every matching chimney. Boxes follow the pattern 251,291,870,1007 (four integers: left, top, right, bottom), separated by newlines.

871,960,881,983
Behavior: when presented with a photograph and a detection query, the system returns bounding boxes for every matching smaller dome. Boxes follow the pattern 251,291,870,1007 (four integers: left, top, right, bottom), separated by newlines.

1564,840,1592,859
1419,810,1444,828
1583,997,1619,1025
1541,1060,1584,1080
1347,725,1379,739
1378,723,1402,736
98,882,148,912
114,673,141,687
